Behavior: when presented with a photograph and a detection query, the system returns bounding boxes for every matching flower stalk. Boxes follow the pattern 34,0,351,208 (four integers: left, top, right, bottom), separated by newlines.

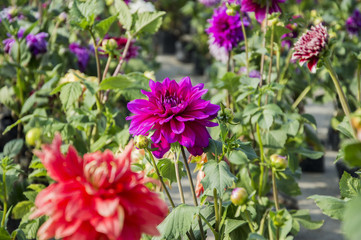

175,151,185,204
146,149,176,208
271,169,280,211
181,146,206,240
113,33,133,76
214,188,220,232
1,166,8,228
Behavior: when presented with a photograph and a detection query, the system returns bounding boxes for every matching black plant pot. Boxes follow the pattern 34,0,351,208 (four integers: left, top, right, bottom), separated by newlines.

0,107,18,152
335,160,359,179
327,125,340,151
300,156,325,173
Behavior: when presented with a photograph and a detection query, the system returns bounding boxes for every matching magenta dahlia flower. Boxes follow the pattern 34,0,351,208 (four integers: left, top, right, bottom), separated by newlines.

291,23,328,73
69,43,91,72
241,0,286,23
207,6,250,51
126,77,220,158
30,134,168,240
25,32,48,56
346,9,361,35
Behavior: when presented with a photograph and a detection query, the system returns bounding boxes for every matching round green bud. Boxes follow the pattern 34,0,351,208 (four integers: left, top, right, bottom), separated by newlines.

135,135,149,149
270,154,288,170
226,8,237,17
26,128,42,146
102,39,118,52
231,187,248,206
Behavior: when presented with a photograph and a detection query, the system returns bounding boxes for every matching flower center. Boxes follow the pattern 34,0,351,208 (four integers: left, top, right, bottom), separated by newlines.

162,91,183,108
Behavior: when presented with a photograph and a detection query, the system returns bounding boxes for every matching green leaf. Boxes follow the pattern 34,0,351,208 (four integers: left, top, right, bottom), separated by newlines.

337,117,354,139
157,158,186,184
99,76,134,90
342,196,361,240
59,82,82,109
3,139,23,158
291,209,323,230
309,195,346,220
343,141,361,167
90,135,111,152
247,233,266,240
134,11,165,35
204,139,223,157
276,170,301,196
261,130,287,148
20,93,36,115
339,171,361,198
50,82,69,95
224,219,246,235
234,141,258,160
156,204,199,239
283,120,300,137
258,112,273,130
0,228,11,240
288,153,298,173
114,0,132,31
23,191,38,203
201,161,236,196
229,151,248,165
297,147,324,159
94,15,118,39
12,201,34,219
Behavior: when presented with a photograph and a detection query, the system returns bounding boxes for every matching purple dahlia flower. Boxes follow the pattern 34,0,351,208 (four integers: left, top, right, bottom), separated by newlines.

199,0,221,7
26,32,48,56
240,67,261,78
346,9,361,35
241,0,286,23
292,23,328,73
69,43,91,72
127,77,220,158
207,6,250,51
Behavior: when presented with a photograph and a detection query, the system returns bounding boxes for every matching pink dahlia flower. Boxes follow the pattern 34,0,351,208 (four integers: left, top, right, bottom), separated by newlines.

30,134,168,240
207,6,250,51
291,23,329,73
241,0,286,23
126,77,220,158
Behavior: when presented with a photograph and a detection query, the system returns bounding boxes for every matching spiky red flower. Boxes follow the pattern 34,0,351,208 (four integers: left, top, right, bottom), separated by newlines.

291,23,329,73
30,134,168,240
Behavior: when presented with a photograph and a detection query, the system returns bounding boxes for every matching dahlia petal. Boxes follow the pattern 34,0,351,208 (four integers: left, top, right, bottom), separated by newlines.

187,146,204,156
307,57,319,74
127,99,157,114
161,123,178,143
179,126,196,148
95,198,119,217
176,115,195,122
55,219,83,239
152,137,171,158
170,119,185,134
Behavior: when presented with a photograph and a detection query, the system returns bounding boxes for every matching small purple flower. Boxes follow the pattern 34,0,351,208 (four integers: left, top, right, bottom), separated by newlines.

227,0,241,4
207,6,250,51
346,9,361,35
126,77,220,158
2,28,25,54
69,43,91,72
239,67,261,78
241,0,286,23
199,0,221,7
26,32,48,56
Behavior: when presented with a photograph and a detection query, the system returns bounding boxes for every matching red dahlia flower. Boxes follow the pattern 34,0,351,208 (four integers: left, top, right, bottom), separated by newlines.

30,134,168,240
126,77,220,158
291,23,329,73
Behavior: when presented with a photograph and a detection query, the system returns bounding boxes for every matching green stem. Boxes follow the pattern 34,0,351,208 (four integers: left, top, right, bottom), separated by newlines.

214,188,220,232
292,85,312,110
102,54,113,82
259,3,270,87
256,123,265,197
245,210,255,232
324,58,355,136
89,30,102,83
357,63,361,103
199,213,219,239
276,226,280,240
271,169,280,211
181,146,206,240
239,13,249,75
1,168,7,228
175,151,185,204
146,149,175,208
267,25,275,86
112,33,133,76
16,40,24,107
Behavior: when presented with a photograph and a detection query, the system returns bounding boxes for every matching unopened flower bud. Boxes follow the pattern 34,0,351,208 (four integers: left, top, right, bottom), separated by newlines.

106,0,114,6
310,10,318,18
26,128,42,146
102,38,118,52
226,8,237,16
135,135,149,149
218,108,234,123
58,12,67,22
270,154,288,170
231,187,248,206
272,210,286,227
